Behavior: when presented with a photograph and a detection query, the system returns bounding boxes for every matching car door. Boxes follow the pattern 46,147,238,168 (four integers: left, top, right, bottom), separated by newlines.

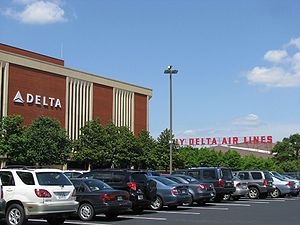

0,171,16,201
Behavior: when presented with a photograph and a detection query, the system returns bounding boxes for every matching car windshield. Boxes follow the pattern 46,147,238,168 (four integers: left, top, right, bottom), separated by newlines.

180,176,199,184
131,173,148,182
36,172,72,186
153,176,177,185
272,172,284,178
85,179,112,191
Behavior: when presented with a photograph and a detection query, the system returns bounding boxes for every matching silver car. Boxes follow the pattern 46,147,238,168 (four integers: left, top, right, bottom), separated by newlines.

223,177,248,201
270,176,297,198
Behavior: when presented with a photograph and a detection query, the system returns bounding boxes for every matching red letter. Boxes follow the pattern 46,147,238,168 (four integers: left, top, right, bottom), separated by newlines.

253,136,260,144
212,138,217,145
267,136,273,143
180,138,185,145
201,138,205,145
189,138,194,145
261,136,266,144
196,138,200,145
243,137,248,144
222,137,228,145
233,137,238,144
206,138,211,145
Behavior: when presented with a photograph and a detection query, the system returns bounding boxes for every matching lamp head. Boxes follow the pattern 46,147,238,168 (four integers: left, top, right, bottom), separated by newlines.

168,65,173,70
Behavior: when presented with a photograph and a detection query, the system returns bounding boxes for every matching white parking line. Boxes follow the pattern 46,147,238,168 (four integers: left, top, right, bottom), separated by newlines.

181,206,229,211
210,203,251,207
118,215,167,221
235,201,269,204
155,211,201,215
29,219,112,225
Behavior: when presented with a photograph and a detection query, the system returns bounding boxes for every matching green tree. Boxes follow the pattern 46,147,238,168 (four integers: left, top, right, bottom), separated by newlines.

0,115,27,164
221,150,241,170
73,118,110,169
272,134,300,162
25,116,71,165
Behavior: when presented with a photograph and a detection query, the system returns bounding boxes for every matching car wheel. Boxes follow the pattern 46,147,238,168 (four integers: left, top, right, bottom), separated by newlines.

270,188,281,198
183,193,194,206
248,187,259,199
78,203,95,221
223,194,231,201
46,217,65,225
6,204,26,225
105,213,119,219
150,196,163,210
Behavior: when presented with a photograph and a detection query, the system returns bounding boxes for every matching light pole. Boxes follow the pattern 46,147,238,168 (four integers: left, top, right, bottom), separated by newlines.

164,65,178,174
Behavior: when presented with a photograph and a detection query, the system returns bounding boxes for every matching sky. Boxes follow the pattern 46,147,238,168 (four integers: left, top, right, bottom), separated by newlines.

1,0,300,143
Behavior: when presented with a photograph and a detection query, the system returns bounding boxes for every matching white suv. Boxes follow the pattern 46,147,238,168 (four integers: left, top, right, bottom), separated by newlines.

0,168,78,225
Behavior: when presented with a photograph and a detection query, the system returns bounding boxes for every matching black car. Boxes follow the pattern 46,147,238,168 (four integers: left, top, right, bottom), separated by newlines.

78,169,157,213
70,178,132,220
172,167,235,202
166,175,216,205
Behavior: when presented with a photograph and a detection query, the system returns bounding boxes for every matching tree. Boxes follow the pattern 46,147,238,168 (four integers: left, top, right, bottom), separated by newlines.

73,118,110,169
272,134,300,162
135,130,157,169
25,116,71,165
0,115,27,164
221,150,241,170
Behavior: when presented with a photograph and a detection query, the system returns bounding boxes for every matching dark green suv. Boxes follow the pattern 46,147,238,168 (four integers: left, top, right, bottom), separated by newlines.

172,167,235,202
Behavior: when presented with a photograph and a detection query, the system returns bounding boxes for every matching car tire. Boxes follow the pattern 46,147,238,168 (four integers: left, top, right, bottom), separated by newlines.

223,194,231,201
105,213,119,219
78,203,95,221
6,204,26,225
183,193,194,206
248,187,260,199
270,188,281,198
46,217,65,225
150,196,163,210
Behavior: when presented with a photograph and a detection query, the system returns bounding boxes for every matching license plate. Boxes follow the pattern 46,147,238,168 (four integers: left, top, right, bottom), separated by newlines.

55,192,68,200
138,195,143,200
117,196,123,201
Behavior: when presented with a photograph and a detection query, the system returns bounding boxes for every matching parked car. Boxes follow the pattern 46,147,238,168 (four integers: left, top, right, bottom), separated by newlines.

70,178,132,220
149,176,191,210
269,175,297,198
0,178,6,218
78,169,157,213
172,167,235,202
223,176,249,201
236,170,274,199
165,175,215,205
283,174,300,195
0,168,78,225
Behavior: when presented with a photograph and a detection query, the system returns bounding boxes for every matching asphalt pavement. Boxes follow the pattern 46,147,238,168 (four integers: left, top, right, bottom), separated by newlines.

20,197,300,225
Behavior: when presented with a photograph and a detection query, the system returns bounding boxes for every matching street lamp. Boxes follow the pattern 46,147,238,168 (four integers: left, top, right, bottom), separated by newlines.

163,65,178,174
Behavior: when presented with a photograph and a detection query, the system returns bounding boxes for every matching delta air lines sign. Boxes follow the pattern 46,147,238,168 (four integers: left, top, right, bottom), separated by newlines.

13,91,62,109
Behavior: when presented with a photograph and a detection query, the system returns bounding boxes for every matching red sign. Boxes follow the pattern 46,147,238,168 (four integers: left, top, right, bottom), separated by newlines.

175,136,273,146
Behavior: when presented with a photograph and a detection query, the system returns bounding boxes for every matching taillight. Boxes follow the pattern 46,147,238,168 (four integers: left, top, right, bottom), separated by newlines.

197,184,206,190
171,188,178,195
218,179,223,187
127,182,137,191
100,194,114,201
235,182,241,187
35,189,52,198
72,189,76,197
263,179,267,188
285,182,292,187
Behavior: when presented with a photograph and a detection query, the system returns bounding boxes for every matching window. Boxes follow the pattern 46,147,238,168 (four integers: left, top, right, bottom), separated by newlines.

0,172,15,186
112,172,126,185
251,172,263,180
202,169,217,180
93,172,112,183
221,169,233,179
187,171,200,179
84,179,111,192
36,172,72,186
17,172,35,185
238,172,249,180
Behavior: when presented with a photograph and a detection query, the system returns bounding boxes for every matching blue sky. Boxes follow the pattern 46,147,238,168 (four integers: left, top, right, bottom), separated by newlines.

1,0,300,142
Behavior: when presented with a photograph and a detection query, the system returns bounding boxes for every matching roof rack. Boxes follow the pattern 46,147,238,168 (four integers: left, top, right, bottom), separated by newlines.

2,165,49,170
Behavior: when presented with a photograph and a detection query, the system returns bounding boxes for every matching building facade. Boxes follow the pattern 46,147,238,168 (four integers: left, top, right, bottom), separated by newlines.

0,44,152,140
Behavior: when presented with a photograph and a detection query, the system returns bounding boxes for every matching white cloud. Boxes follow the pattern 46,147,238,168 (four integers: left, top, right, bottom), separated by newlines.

232,114,262,127
289,37,300,49
3,0,66,24
246,37,300,88
264,50,287,63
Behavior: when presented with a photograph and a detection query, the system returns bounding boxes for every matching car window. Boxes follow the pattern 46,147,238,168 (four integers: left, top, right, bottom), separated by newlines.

251,172,263,180
202,169,217,180
0,171,15,186
93,172,112,183
238,172,249,180
84,179,112,191
221,169,233,179
17,171,35,185
154,176,177,185
36,172,72,186
263,172,273,180
187,171,200,179
111,171,126,185
131,173,148,182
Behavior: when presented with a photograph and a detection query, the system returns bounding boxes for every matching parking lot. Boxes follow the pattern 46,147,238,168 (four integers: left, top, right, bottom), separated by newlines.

22,196,300,225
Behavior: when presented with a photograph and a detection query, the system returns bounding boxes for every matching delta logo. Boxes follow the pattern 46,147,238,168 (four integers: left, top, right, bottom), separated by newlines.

13,91,62,109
